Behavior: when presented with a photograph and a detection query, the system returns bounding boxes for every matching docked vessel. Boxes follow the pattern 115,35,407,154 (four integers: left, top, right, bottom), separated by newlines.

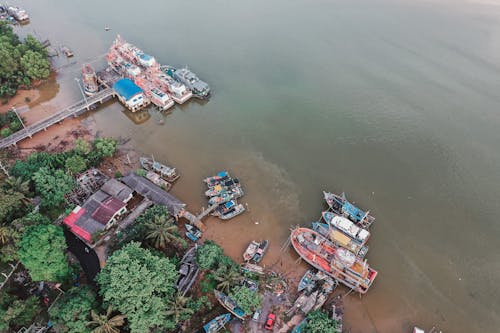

290,228,378,294
7,6,29,22
243,241,260,261
218,203,245,220
203,313,231,333
140,157,180,183
81,64,99,96
212,200,238,216
208,187,244,206
252,239,269,263
166,66,211,99
205,179,240,197
214,290,246,320
323,191,375,228
322,211,370,246
157,70,192,104
145,171,171,191
176,246,199,296
185,224,202,242
312,221,368,258
204,171,230,186
298,270,315,292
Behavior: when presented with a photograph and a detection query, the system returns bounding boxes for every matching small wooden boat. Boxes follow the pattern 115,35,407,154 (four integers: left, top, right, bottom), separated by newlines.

61,45,74,57
176,246,199,296
185,224,202,242
322,211,370,246
203,313,231,333
323,191,375,228
241,263,265,275
208,187,244,205
298,270,315,292
145,171,171,191
243,241,260,261
140,157,180,182
214,290,246,320
205,179,241,197
204,171,230,187
219,203,245,220
212,200,237,216
252,239,269,263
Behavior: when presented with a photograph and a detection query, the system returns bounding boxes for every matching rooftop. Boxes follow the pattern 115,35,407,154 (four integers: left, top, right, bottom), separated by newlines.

113,78,143,101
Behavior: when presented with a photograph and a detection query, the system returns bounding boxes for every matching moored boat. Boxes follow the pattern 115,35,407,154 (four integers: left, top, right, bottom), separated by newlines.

157,69,192,104
218,203,245,220
214,290,246,320
212,200,237,216
169,66,211,99
145,171,171,191
204,171,230,186
208,187,244,206
203,313,231,333
322,211,370,246
290,227,377,294
312,221,368,258
185,224,202,242
7,6,29,22
205,179,241,196
243,241,260,261
82,64,99,96
176,246,199,296
61,45,74,57
323,191,375,228
252,239,269,263
298,270,315,292
140,157,180,182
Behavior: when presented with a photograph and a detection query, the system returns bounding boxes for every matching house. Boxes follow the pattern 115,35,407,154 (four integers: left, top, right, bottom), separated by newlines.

63,179,133,243
113,78,147,112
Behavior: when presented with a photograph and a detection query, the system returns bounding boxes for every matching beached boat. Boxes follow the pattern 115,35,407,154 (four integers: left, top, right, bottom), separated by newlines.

323,191,375,228
292,319,307,333
322,212,370,246
214,290,246,320
298,270,315,292
61,46,74,57
82,64,99,96
241,262,265,275
140,157,180,182
290,228,378,294
168,66,211,99
6,6,29,22
243,241,260,261
208,187,244,206
176,246,199,296
252,239,269,263
145,171,171,191
312,221,368,258
203,313,231,333
218,203,245,220
185,224,202,242
204,171,231,186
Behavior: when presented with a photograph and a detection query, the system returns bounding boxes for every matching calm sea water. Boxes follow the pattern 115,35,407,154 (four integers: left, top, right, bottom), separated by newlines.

16,0,500,331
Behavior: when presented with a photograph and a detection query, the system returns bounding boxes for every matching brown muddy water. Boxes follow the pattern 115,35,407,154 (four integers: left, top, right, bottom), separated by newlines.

12,0,500,331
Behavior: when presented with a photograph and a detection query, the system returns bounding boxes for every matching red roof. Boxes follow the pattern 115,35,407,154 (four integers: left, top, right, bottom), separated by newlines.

63,207,92,242
91,197,126,224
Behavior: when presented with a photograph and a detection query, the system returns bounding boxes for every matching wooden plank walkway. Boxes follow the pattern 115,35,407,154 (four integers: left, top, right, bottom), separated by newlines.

182,203,219,229
0,88,116,149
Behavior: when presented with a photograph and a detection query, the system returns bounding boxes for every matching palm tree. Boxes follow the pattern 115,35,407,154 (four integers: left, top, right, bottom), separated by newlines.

86,306,126,333
214,267,243,293
3,176,30,195
145,214,183,249
0,224,11,245
165,294,194,323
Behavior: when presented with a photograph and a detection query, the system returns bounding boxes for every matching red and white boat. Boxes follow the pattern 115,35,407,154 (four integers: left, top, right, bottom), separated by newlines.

290,227,377,294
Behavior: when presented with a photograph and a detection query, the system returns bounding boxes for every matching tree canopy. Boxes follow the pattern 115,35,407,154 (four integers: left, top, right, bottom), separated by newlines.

228,286,261,316
49,286,98,333
0,293,41,332
196,240,224,270
18,224,70,282
305,310,341,333
93,138,117,158
96,242,179,333
32,167,75,209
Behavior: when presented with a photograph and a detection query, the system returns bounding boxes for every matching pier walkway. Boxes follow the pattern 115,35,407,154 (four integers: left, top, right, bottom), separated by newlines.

0,88,116,149
182,203,219,229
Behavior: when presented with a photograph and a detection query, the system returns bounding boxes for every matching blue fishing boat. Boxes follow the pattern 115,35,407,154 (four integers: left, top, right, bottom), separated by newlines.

323,191,375,228
298,270,315,292
185,224,202,242
203,313,231,333
214,290,246,320
204,171,230,187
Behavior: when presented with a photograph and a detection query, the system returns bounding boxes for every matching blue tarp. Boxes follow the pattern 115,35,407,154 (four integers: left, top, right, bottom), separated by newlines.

113,78,143,101
224,201,235,209
217,171,228,177
342,202,364,222
139,53,152,61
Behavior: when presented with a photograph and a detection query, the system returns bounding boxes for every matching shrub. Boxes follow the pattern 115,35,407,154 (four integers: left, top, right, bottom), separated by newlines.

1,128,12,138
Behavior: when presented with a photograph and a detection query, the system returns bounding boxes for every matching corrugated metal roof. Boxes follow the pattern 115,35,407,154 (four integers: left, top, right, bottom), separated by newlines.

113,78,143,101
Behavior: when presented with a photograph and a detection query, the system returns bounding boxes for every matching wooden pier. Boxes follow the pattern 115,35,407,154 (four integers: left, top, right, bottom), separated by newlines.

0,88,115,149
182,203,219,229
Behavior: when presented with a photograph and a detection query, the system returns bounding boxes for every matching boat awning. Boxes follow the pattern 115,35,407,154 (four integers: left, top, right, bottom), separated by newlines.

331,230,352,247
217,171,228,177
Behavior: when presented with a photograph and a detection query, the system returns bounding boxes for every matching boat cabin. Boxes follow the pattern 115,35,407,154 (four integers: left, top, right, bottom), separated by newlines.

113,78,147,112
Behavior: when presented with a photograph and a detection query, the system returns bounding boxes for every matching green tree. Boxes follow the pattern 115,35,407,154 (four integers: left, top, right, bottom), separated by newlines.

165,294,194,323
93,138,117,158
32,167,75,209
65,155,87,175
74,138,92,155
305,310,341,333
228,286,261,316
96,242,178,333
214,266,243,293
49,286,97,333
0,127,12,138
24,35,47,56
0,188,26,224
196,240,224,270
18,224,70,282
0,295,41,331
86,306,126,333
3,176,31,196
20,50,50,81
145,214,185,250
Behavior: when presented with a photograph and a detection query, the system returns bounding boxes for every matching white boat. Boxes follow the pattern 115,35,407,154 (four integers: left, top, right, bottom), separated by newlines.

322,211,370,246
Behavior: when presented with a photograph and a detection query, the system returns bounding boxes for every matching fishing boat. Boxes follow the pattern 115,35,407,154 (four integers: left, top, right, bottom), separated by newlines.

176,246,199,296
205,179,241,196
6,6,29,22
168,66,211,99
243,241,260,261
323,191,375,228
322,212,370,246
140,157,180,183
203,313,231,333
218,203,245,220
214,290,246,320
61,46,74,57
82,64,99,96
241,262,265,275
298,270,315,292
204,171,231,186
252,239,269,263
312,221,369,258
212,200,237,216
290,228,378,294
145,171,171,191
185,224,202,242
208,187,244,205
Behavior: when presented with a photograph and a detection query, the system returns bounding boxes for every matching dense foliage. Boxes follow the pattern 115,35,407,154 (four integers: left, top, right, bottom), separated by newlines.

0,22,50,97
96,242,179,333
0,293,41,332
228,285,261,315
49,286,97,333
18,224,70,282
0,110,23,138
33,167,75,209
196,240,224,270
305,310,341,333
